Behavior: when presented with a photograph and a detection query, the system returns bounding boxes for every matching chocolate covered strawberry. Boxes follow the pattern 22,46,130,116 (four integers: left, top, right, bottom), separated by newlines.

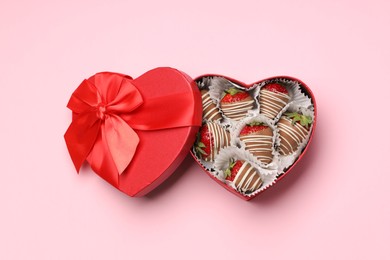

239,122,274,164
220,87,254,121
195,122,230,162
277,112,313,155
224,159,263,193
259,83,290,119
201,89,222,121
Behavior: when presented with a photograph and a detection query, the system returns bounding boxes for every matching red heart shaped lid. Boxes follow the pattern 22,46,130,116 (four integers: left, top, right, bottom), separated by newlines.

65,67,202,197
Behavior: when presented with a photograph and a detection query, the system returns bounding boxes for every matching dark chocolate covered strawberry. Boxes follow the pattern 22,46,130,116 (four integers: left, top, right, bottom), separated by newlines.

239,122,273,164
220,87,254,120
195,122,230,162
224,159,263,193
201,89,222,121
277,112,312,155
260,83,290,119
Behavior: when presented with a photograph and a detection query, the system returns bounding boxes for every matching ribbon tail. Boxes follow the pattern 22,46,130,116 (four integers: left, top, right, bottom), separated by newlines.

104,114,139,175
64,113,101,172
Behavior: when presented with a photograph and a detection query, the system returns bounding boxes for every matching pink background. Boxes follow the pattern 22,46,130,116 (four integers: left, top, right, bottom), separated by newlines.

1,0,389,259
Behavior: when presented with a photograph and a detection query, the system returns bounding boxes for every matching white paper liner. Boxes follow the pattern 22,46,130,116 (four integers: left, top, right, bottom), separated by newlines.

197,76,214,90
213,146,278,196
230,115,279,170
276,106,315,175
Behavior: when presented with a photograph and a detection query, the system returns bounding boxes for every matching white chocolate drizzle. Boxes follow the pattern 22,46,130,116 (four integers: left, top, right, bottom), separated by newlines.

206,122,229,161
234,162,263,193
259,89,290,119
240,133,273,163
220,99,254,120
202,91,221,121
277,116,309,155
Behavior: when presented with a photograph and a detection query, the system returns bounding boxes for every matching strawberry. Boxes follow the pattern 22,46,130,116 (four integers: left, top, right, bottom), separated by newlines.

239,122,274,164
260,83,290,119
221,88,250,103
277,112,312,155
220,88,255,121
201,89,222,121
224,159,263,193
240,122,269,136
263,83,288,94
195,124,212,160
195,122,230,161
224,160,244,181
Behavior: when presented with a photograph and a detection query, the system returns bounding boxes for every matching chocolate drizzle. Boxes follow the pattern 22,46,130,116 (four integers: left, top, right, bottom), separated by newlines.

233,161,263,193
277,116,309,155
240,127,273,164
206,122,230,161
201,90,222,121
259,89,290,119
220,97,255,121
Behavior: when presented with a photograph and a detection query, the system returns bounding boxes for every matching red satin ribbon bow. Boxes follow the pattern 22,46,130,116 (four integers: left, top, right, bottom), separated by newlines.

64,72,199,183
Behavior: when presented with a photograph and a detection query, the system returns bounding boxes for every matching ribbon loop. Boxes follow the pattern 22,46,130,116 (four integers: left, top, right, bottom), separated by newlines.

65,72,143,177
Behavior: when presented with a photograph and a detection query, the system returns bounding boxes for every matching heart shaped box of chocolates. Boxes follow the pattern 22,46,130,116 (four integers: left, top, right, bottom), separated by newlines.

190,75,316,200
64,67,316,200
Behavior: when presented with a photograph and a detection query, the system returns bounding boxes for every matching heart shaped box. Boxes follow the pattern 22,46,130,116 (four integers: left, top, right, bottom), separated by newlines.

65,68,316,200
189,74,317,201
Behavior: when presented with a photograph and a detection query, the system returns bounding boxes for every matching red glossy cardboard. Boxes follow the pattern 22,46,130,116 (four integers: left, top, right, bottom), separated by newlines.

65,67,202,197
